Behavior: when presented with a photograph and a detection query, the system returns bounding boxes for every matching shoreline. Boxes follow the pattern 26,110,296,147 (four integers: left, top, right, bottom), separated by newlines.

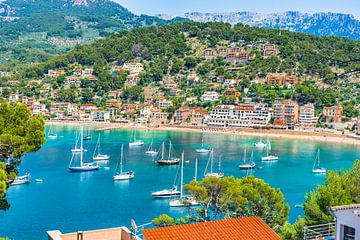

46,121,360,146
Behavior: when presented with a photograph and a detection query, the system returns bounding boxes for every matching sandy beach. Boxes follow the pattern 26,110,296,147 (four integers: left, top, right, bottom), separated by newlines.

46,121,360,146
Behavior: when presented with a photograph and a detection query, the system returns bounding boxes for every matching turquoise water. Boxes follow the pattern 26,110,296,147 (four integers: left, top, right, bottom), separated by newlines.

1,126,359,239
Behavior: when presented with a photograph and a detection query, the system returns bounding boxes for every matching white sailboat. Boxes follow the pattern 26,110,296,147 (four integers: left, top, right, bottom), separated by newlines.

239,147,256,170
83,127,92,141
169,152,200,207
71,131,86,153
113,144,135,180
145,139,158,156
47,125,57,139
152,159,181,198
204,149,224,178
93,135,110,161
195,134,211,154
129,131,144,147
312,149,326,174
156,141,180,165
69,127,99,172
10,173,31,186
261,140,278,162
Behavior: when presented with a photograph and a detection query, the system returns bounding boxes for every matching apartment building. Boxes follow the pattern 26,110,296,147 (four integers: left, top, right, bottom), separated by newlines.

323,105,344,123
208,104,272,128
201,91,219,102
299,103,318,128
266,73,298,85
273,100,299,129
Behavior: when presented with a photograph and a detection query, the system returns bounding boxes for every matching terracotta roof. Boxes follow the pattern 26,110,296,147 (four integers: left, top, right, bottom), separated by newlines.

142,216,280,240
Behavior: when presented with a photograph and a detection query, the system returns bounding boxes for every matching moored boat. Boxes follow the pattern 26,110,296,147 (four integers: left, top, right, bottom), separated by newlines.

10,173,31,186
113,144,135,181
156,141,180,165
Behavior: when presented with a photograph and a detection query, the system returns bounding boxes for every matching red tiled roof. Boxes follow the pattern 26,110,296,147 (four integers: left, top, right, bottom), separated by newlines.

142,216,280,240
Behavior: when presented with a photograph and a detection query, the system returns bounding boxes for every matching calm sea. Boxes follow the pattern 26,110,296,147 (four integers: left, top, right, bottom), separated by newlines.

1,125,359,239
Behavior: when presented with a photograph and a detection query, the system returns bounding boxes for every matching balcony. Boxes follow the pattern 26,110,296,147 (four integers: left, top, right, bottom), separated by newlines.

303,222,335,240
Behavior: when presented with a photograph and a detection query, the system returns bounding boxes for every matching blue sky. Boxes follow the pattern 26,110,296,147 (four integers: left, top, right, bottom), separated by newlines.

114,0,360,19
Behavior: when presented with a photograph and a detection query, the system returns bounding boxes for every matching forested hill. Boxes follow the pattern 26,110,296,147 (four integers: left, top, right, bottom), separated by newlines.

0,0,186,68
26,21,359,83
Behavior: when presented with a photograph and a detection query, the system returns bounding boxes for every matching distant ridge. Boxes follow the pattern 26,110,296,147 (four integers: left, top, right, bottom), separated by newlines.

179,11,360,39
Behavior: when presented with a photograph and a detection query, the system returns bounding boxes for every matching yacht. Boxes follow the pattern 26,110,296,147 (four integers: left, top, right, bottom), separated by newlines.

156,141,180,165
152,186,181,198
92,135,110,161
261,140,278,162
195,134,211,154
10,173,31,186
169,152,200,207
47,125,58,139
312,149,326,174
129,131,144,147
71,132,86,153
204,149,224,178
145,139,158,156
69,127,99,172
113,144,135,181
239,148,256,170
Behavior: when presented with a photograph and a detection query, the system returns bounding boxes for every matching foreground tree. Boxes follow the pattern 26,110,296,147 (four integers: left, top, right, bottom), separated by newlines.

184,176,289,230
0,102,46,210
303,160,360,225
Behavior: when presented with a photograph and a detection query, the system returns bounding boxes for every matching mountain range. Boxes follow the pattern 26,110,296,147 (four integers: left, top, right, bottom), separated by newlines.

181,11,360,39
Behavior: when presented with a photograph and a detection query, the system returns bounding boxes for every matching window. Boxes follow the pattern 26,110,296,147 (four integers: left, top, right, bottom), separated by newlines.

342,225,355,240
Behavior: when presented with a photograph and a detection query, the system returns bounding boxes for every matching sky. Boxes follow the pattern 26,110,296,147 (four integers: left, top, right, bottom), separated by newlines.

114,0,360,19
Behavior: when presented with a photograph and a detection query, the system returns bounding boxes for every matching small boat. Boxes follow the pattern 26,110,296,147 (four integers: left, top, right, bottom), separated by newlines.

261,140,278,162
92,135,110,161
169,152,200,207
47,125,58,139
204,149,224,178
48,133,58,139
156,141,180,165
295,204,303,209
239,148,256,170
195,134,211,154
10,173,31,186
152,186,181,198
254,140,267,149
35,179,44,183
145,140,158,156
71,132,86,153
83,136,92,141
69,127,99,172
113,144,135,181
129,131,144,147
312,149,326,174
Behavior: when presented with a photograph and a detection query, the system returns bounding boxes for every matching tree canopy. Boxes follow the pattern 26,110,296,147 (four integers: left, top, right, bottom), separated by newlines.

0,102,46,211
184,176,289,230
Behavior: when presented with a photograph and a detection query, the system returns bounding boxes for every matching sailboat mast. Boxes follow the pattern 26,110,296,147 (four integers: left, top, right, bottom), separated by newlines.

218,156,221,172
120,144,124,174
161,142,164,159
194,158,198,181
180,152,184,198
210,149,214,174
80,127,84,167
168,141,172,160
317,149,320,167
98,135,101,155
243,148,246,163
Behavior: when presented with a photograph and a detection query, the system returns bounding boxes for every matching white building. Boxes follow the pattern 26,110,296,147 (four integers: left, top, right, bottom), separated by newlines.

123,62,144,74
330,204,360,240
91,110,110,122
299,103,318,129
208,104,272,128
202,91,220,102
158,99,172,109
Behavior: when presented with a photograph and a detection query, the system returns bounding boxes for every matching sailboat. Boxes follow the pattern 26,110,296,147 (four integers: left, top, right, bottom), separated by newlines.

71,131,86,153
312,149,326,174
113,144,135,180
10,173,31,186
204,149,224,178
156,141,180,165
195,134,211,154
83,127,92,141
129,131,144,147
239,147,256,170
92,135,110,161
261,140,278,162
145,139,158,156
152,162,181,198
47,125,57,139
169,152,200,207
69,128,99,172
